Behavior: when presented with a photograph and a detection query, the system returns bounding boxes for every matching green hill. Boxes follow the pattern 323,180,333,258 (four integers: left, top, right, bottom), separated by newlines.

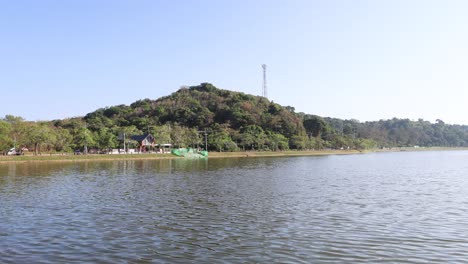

2,83,468,154
81,83,304,151
85,83,304,138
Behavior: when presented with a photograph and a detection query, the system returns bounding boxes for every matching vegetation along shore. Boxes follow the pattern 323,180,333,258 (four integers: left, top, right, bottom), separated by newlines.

2,147,468,164
0,150,358,163
2,83,468,158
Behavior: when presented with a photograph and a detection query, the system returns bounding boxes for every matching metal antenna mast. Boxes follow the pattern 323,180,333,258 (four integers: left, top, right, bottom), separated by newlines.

262,64,267,98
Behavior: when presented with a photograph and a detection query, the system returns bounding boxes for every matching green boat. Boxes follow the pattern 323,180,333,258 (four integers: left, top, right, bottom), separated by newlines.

171,148,208,158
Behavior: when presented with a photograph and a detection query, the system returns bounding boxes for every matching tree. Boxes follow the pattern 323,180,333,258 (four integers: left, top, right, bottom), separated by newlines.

70,123,95,153
265,131,289,151
95,127,117,151
170,123,186,148
0,120,12,152
151,125,171,145
4,115,27,149
186,128,201,148
308,136,325,150
238,125,266,150
303,116,329,138
208,130,237,152
4,115,24,124
54,127,73,152
117,125,142,150
354,138,377,150
290,135,307,150
24,122,55,155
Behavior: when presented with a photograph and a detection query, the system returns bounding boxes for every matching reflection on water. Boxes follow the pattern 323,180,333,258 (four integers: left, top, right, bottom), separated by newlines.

2,152,468,263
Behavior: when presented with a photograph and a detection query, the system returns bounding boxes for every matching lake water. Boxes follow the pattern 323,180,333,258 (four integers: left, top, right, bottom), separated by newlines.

2,151,468,263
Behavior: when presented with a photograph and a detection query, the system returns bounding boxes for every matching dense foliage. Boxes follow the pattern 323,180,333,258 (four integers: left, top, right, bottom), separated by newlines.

2,83,468,154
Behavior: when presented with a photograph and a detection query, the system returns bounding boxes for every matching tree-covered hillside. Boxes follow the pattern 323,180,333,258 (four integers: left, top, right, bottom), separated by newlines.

1,83,468,154
322,117,468,148
82,83,304,151
84,83,304,138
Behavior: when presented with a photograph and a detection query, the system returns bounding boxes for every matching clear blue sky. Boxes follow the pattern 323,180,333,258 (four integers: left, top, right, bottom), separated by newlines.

2,0,468,124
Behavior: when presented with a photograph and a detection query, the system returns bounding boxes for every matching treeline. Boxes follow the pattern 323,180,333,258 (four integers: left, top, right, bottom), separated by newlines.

1,83,468,154
321,117,468,148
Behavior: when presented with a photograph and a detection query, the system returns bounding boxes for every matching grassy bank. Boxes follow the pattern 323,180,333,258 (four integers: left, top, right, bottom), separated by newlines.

375,146,468,152
0,153,177,163
1,147,467,163
0,150,363,163
208,150,365,158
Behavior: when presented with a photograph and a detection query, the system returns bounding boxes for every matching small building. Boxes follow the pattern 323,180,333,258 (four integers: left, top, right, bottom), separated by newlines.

155,143,172,153
131,133,155,152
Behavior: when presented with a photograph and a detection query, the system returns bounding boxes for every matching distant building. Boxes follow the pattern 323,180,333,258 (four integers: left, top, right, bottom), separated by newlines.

155,143,172,153
130,133,155,152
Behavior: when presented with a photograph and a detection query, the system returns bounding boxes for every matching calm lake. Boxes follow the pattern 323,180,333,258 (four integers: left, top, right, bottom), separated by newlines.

2,151,468,263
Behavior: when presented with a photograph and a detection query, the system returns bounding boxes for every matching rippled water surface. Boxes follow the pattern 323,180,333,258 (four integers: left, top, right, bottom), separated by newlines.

2,151,468,263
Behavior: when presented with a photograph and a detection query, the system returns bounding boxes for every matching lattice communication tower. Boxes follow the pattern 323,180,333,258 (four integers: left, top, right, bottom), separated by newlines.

262,64,267,98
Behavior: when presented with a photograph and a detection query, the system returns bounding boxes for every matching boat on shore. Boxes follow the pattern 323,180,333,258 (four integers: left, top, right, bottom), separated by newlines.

171,148,208,159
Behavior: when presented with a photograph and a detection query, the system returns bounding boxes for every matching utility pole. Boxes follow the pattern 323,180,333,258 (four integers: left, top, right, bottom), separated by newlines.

123,132,126,153
197,130,209,151
204,130,208,151
84,122,88,155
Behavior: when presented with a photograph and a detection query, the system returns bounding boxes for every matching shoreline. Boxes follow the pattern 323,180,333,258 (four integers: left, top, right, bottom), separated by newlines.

0,147,467,164
207,149,365,159
0,150,360,164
